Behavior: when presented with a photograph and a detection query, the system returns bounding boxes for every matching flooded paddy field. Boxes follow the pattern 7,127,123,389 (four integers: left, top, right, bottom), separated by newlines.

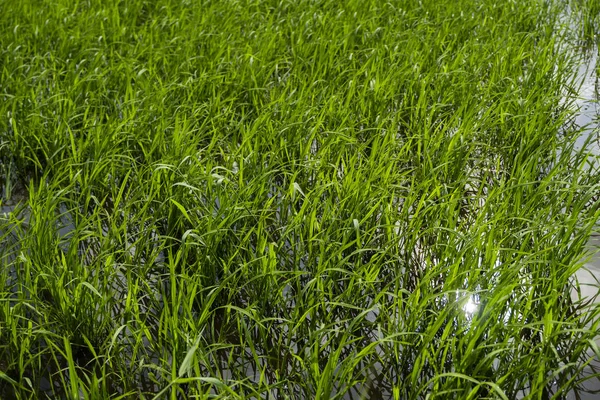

2,0,600,399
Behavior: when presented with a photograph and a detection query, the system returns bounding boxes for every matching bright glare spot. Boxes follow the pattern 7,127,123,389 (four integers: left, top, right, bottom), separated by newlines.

463,296,478,315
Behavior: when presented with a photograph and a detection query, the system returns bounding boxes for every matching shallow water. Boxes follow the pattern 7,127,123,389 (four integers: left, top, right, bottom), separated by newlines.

568,43,600,399
573,47,600,153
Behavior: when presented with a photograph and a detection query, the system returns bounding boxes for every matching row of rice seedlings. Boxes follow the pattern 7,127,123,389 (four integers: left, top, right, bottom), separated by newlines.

569,0,600,46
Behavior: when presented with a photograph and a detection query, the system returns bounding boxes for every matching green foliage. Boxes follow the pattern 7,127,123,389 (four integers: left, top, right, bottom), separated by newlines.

0,0,599,398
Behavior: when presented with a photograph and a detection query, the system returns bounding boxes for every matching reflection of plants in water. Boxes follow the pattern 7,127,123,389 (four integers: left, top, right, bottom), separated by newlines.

2,0,600,398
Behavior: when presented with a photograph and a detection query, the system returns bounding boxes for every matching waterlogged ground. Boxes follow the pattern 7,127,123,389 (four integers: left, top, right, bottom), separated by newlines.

573,46,600,153
569,44,600,399
2,1,600,399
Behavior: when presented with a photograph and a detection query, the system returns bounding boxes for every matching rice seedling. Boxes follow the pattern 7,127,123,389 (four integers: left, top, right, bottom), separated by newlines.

570,0,600,46
1,0,600,399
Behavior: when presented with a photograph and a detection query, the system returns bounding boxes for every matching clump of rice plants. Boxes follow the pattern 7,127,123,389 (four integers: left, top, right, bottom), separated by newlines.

1,0,600,398
570,0,600,46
